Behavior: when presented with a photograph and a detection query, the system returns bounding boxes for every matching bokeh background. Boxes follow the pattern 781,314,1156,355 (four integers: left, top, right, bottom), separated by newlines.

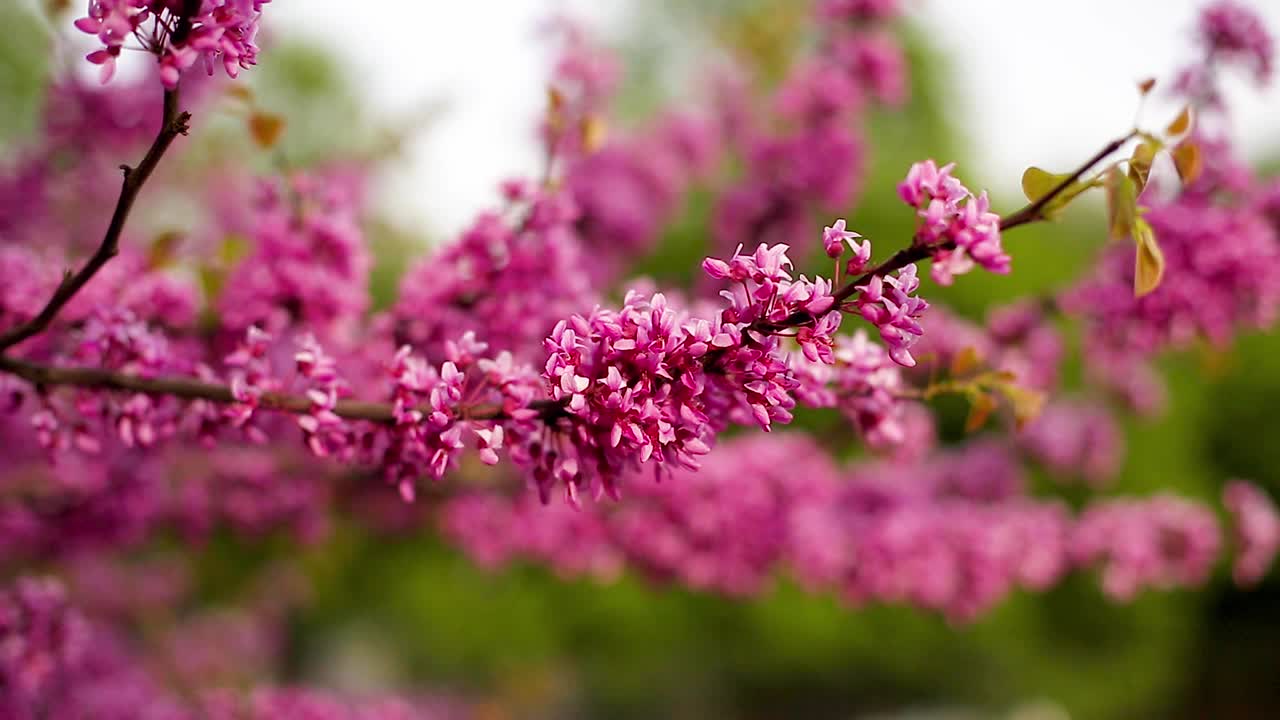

3,1,1280,718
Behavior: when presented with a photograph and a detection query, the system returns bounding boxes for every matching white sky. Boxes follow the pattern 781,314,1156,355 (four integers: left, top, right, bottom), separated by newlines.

267,1,1280,238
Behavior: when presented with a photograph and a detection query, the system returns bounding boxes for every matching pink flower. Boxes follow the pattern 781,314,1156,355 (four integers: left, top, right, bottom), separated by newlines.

1199,0,1274,83
853,264,929,367
899,161,1010,285
1223,481,1280,586
822,218,867,260
75,0,271,89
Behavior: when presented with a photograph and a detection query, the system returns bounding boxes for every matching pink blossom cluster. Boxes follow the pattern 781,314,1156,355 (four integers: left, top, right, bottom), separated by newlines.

1063,8,1280,415
219,173,372,343
379,337,529,501
849,264,929,366
391,190,595,361
1065,202,1280,357
899,160,1011,285
1072,495,1222,600
0,575,468,719
793,330,912,448
539,294,717,502
912,302,1064,390
209,327,542,501
1063,198,1280,411
794,495,1073,621
1223,481,1280,586
75,0,271,87
0,243,197,358
445,434,1272,619
1199,0,1274,83
529,239,851,502
27,310,193,456
0,446,331,562
566,112,721,278
1018,400,1124,485
712,0,906,253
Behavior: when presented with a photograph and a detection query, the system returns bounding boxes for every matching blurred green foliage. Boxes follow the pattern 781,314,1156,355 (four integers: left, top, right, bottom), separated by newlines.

0,3,50,150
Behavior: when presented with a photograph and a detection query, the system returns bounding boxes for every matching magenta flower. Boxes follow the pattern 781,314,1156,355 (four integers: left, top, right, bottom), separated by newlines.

1223,481,1280,586
75,1,270,89
899,161,1010,285
852,264,929,367
822,218,869,261
1199,0,1274,83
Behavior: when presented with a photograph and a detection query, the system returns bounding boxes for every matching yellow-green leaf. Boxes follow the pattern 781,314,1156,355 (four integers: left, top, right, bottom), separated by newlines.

1128,141,1158,193
1104,167,1138,240
199,266,226,301
219,234,249,265
1172,142,1202,184
950,346,982,377
1020,166,1090,219
248,112,286,149
1133,218,1165,297
1166,104,1194,136
147,230,182,269
998,383,1047,430
965,391,998,433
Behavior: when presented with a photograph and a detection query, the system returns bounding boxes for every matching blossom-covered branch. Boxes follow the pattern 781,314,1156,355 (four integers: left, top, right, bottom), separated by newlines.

0,103,1130,431
0,354,564,425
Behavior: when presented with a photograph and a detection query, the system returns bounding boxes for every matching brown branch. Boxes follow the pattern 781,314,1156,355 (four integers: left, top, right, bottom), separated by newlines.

0,87,191,352
997,129,1137,232
0,133,1135,427
0,355,562,425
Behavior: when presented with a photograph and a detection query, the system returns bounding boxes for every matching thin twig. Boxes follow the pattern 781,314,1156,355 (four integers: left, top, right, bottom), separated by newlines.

767,130,1139,328
0,355,561,425
0,87,191,351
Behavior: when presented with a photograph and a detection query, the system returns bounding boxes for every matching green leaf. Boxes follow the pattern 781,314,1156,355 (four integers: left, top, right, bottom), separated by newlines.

199,266,226,301
1133,218,1165,297
1020,166,1091,219
219,235,250,265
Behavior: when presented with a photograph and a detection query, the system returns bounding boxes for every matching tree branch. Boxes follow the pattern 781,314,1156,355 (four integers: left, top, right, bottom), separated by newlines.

818,130,1139,315
0,133,1135,428
0,355,561,426
997,130,1137,232
0,87,191,352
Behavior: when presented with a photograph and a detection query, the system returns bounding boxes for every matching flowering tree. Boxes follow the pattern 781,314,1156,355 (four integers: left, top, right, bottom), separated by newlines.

2,0,1280,716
